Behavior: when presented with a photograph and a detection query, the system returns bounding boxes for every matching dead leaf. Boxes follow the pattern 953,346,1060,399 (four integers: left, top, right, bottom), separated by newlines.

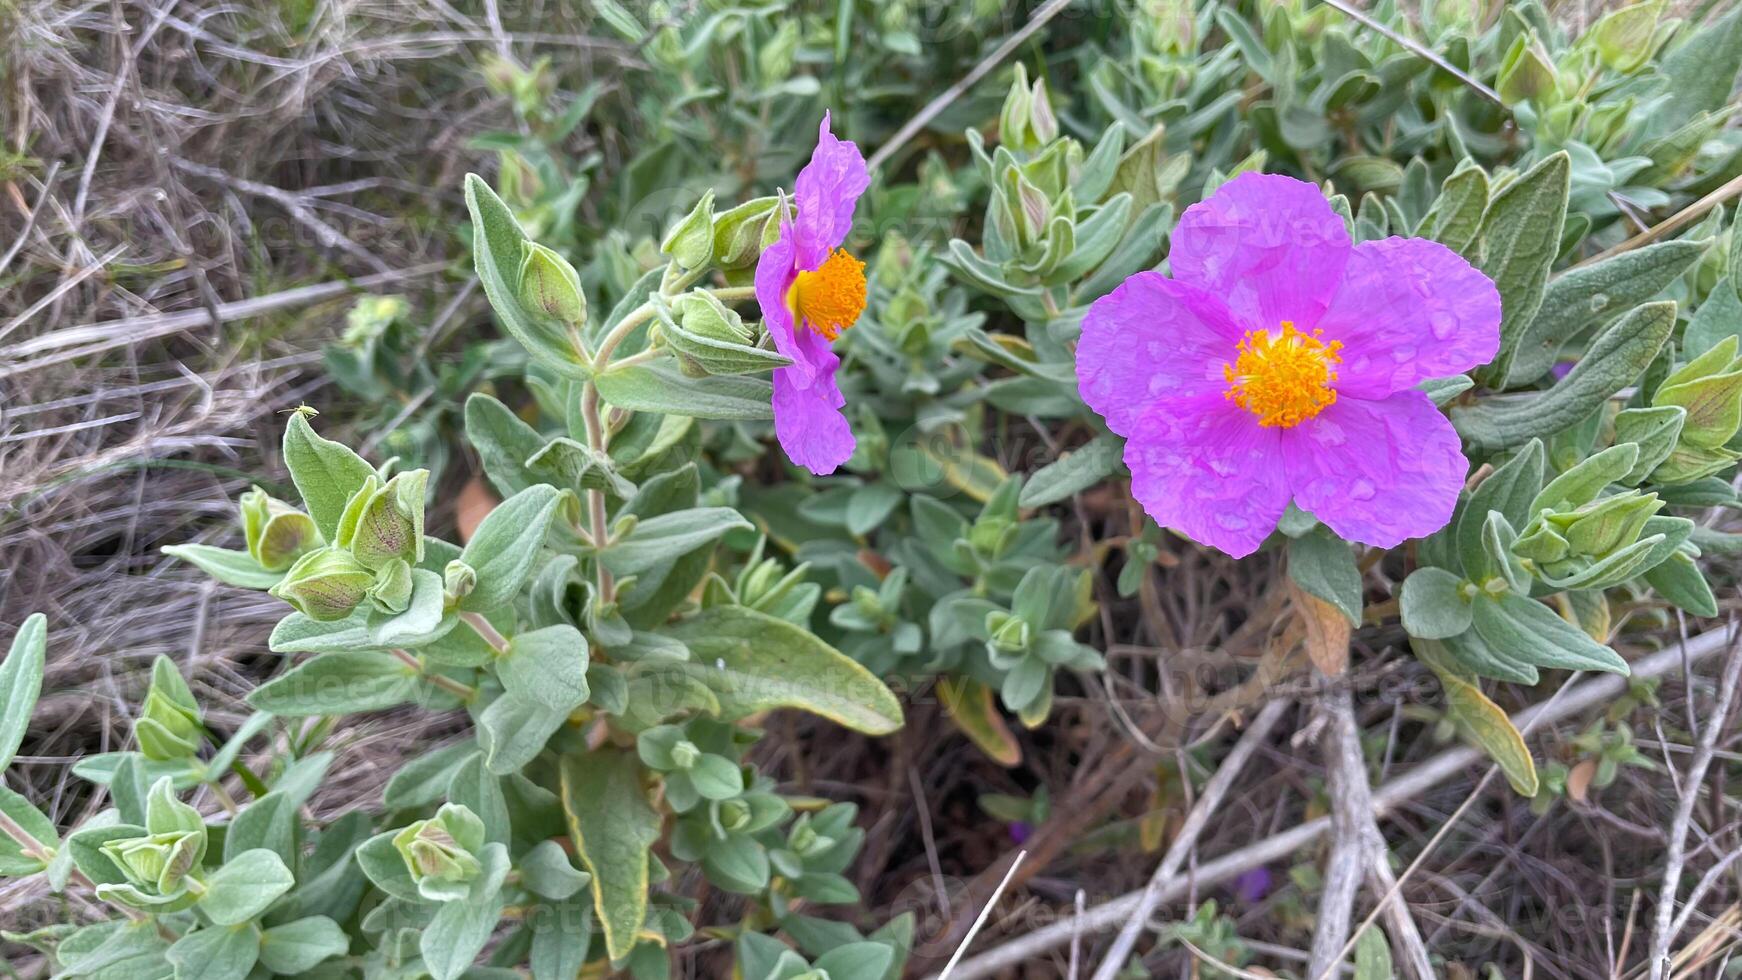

1290,580,1351,677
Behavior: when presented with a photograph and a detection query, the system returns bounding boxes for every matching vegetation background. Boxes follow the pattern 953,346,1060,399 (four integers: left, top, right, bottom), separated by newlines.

3,0,1740,976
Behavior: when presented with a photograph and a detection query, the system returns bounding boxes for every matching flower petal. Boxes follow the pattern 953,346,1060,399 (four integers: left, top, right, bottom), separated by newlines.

1169,172,1351,330
1076,272,1245,437
773,331,855,476
755,225,812,385
793,112,870,271
1281,391,1467,549
1124,397,1289,559
1317,237,1502,399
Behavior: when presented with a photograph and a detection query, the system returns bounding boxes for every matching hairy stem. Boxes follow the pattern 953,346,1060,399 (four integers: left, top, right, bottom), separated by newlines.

391,648,478,703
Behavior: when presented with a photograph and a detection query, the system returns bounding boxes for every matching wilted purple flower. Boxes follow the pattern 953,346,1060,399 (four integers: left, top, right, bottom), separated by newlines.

1007,820,1033,845
755,112,869,476
1075,172,1502,557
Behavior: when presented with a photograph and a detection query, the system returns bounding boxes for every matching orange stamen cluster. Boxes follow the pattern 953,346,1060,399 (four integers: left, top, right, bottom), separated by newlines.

789,248,867,340
1223,321,1343,428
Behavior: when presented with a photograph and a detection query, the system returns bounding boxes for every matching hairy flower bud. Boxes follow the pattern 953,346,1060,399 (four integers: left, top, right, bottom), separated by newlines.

661,190,717,271
518,242,588,326
336,471,428,570
136,657,203,762
271,548,375,621
669,740,702,770
443,558,477,601
240,487,322,572
393,803,487,902
712,196,784,269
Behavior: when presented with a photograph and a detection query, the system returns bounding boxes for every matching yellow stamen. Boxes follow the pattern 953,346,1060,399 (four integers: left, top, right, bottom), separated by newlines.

1223,321,1342,428
788,248,867,340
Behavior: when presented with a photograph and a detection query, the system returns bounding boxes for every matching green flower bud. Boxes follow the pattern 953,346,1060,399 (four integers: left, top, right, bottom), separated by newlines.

518,242,588,326
1511,517,1571,564
672,291,752,345
718,797,753,833
104,830,204,895
713,196,785,270
968,516,1018,558
240,487,322,572
367,558,415,615
443,559,477,601
271,548,375,621
337,471,428,570
1558,493,1661,557
1654,366,1742,450
998,64,1056,152
1652,443,1742,486
788,818,835,859
1497,32,1559,106
661,190,716,271
1138,0,1197,55
393,803,486,901
985,610,1031,654
136,657,203,762
1586,0,1663,73
670,740,702,770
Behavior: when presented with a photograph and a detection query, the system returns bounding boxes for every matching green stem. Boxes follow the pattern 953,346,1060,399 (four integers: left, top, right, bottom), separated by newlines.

579,382,617,604
459,612,509,656
391,648,478,703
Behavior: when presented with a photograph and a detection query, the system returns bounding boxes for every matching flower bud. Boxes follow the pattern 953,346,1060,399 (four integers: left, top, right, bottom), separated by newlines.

1558,493,1661,558
367,558,415,615
713,196,785,269
337,470,428,570
718,797,753,833
443,559,477,601
1586,0,1663,73
985,610,1031,654
518,242,588,326
240,487,322,572
661,190,717,271
104,830,204,895
271,548,375,621
393,803,487,901
136,657,203,762
669,740,702,770
672,291,753,345
1497,32,1559,106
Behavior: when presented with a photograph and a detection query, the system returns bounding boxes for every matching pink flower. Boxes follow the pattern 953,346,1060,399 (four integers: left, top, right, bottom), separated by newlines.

755,112,870,475
1076,173,1501,558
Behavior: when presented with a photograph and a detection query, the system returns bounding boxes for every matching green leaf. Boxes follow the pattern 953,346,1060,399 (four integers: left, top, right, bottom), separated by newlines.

420,843,509,980
257,916,347,975
1453,302,1677,451
1643,551,1719,618
478,693,567,775
465,393,547,498
661,607,903,734
527,438,637,501
247,651,419,716
701,831,769,893
1017,434,1122,508
560,747,661,963
0,783,59,875
1400,567,1472,640
464,174,589,378
1455,440,1544,578
1287,527,1362,625
595,361,774,420
1476,152,1571,386
200,849,295,926
499,624,591,714
1657,5,1742,129
1353,925,1394,980
815,942,896,980
1505,240,1706,385
518,839,591,900
166,925,260,980
0,612,46,773
282,413,375,540
458,485,563,612
1428,162,1489,254
1471,592,1629,674
1684,277,1742,362
530,900,593,980
1413,638,1538,795
354,831,421,903
602,507,752,576
160,545,282,589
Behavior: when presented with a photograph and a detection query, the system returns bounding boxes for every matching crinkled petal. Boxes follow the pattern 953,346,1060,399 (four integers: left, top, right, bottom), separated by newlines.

1317,237,1502,399
773,331,853,476
792,112,870,270
755,224,812,385
1124,397,1289,559
1077,272,1246,436
1281,391,1467,549
1169,172,1351,331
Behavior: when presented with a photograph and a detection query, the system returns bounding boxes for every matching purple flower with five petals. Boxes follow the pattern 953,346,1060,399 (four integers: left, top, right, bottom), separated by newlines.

754,112,870,475
1075,172,1502,557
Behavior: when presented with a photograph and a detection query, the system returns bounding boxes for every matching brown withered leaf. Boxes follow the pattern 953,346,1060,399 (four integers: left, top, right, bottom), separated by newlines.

1289,579,1351,677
